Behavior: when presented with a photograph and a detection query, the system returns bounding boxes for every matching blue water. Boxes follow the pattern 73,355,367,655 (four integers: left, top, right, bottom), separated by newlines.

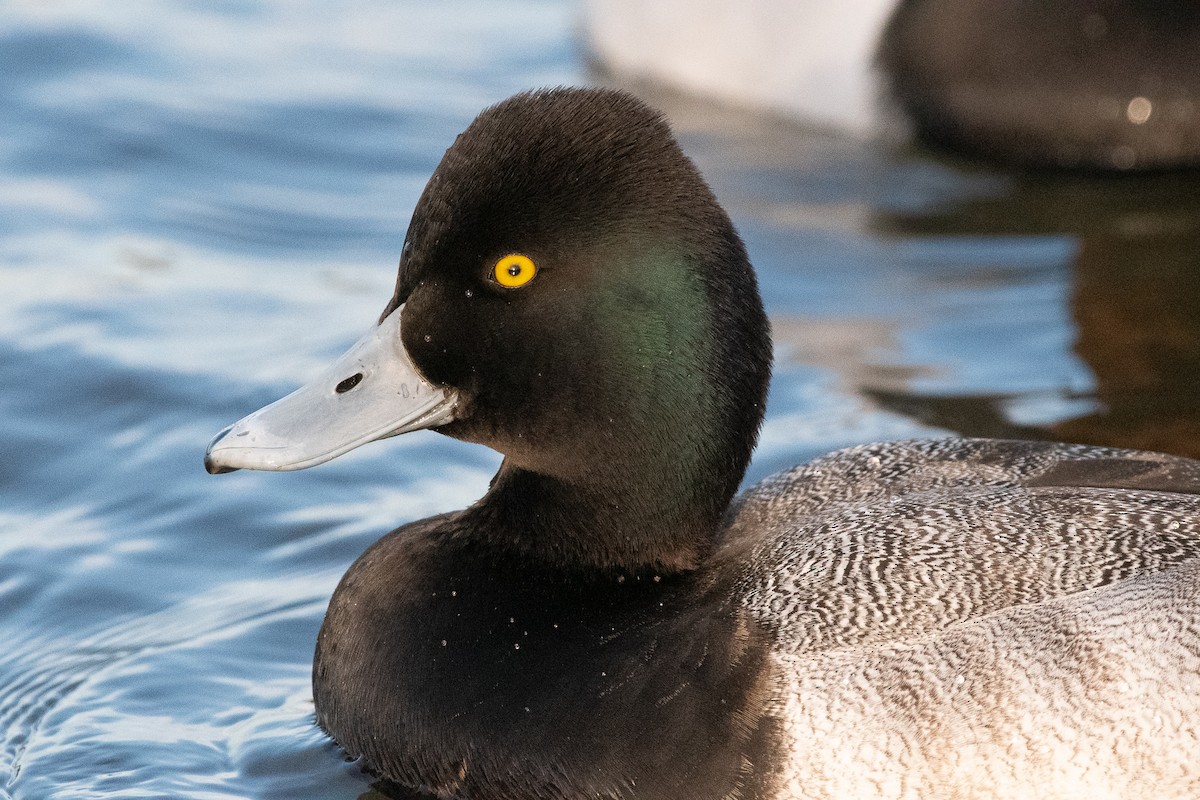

2,3,1198,798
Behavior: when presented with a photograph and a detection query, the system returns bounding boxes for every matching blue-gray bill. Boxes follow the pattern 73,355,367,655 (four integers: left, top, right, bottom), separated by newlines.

204,306,457,473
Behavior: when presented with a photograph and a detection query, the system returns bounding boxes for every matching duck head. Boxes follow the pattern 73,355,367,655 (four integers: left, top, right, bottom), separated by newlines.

206,88,772,571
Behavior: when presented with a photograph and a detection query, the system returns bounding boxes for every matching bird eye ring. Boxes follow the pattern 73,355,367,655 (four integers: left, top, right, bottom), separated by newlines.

493,254,537,288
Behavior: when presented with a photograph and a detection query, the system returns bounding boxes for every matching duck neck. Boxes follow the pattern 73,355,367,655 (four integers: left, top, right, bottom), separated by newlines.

463,450,733,575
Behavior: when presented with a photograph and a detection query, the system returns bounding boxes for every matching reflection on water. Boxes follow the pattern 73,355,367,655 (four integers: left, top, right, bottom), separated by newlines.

1,3,1198,799
875,172,1200,456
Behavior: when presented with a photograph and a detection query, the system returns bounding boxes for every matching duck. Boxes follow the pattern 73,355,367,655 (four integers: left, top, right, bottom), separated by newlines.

879,0,1200,170
584,1,1200,171
205,88,1200,800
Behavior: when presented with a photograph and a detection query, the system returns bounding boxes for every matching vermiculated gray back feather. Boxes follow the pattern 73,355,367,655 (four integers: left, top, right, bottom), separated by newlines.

719,439,1200,799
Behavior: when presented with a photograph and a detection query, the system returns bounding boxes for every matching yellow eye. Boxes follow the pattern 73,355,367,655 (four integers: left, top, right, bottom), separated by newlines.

493,254,537,288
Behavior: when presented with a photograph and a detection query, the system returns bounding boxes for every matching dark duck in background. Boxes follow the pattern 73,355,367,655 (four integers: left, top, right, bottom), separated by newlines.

206,88,1200,799
880,0,1200,170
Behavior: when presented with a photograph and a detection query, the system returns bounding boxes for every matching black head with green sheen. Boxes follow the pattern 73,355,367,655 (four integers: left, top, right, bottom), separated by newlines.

206,87,772,573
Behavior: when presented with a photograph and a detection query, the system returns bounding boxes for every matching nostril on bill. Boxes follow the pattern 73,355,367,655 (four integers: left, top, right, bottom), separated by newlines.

335,372,364,394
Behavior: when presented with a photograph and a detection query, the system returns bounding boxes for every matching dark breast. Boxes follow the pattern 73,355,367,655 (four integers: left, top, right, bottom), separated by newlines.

313,515,783,800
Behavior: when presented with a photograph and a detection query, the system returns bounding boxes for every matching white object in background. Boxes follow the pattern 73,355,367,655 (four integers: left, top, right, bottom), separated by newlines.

582,0,895,134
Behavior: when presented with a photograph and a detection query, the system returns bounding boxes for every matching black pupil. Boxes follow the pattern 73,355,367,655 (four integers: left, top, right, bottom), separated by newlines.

507,263,522,277
336,373,364,393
